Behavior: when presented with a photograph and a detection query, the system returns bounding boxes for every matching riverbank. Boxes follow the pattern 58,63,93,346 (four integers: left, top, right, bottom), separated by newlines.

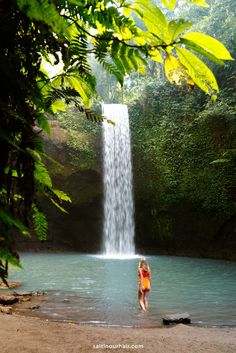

1,313,236,353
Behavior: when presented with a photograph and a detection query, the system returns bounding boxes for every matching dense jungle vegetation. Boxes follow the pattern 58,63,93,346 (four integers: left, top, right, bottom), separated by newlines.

0,0,234,281
57,0,236,256
128,0,236,254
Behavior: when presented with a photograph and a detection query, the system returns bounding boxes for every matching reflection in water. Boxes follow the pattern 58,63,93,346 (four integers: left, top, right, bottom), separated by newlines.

10,253,236,327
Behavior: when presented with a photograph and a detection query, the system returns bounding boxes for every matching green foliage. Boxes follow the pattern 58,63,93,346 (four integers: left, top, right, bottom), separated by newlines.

0,0,233,280
130,83,235,216
128,0,235,240
0,209,30,237
56,105,101,170
32,203,48,241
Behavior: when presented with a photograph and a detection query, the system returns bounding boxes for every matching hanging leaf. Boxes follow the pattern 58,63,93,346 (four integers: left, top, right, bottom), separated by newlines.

51,100,67,114
17,0,70,36
148,48,163,63
0,208,30,237
181,32,234,60
161,0,177,11
50,198,69,214
123,6,132,17
176,47,219,95
119,43,132,74
37,113,51,136
0,248,22,268
140,4,169,42
168,19,192,43
179,38,225,66
51,189,72,203
65,75,91,107
164,54,190,85
52,76,62,87
188,0,209,7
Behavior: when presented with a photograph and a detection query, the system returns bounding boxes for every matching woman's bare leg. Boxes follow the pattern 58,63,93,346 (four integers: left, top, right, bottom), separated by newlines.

143,290,149,310
138,290,146,311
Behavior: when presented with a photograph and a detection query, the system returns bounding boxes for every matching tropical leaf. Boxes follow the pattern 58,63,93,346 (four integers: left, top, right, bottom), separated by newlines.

111,40,126,78
168,19,192,42
0,208,30,236
188,0,209,7
50,198,69,214
51,100,67,114
161,0,177,11
181,32,234,60
65,75,91,107
179,38,225,66
0,248,22,268
17,0,69,36
138,3,169,42
51,189,72,203
176,47,219,95
148,48,163,63
0,249,21,285
164,54,191,85
37,113,51,136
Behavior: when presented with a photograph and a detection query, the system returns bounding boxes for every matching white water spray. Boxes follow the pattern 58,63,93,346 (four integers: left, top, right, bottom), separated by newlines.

102,104,135,256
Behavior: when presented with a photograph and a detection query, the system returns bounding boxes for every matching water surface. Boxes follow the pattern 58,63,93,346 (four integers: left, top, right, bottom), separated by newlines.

9,253,236,327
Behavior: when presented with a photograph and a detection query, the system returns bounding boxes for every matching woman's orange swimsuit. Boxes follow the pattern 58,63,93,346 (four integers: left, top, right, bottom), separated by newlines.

138,268,151,291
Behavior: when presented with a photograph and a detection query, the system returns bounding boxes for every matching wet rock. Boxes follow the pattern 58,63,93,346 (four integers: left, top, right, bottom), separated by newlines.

20,297,31,302
33,291,47,296
162,313,191,325
13,291,33,297
0,305,12,314
29,305,40,310
0,295,19,305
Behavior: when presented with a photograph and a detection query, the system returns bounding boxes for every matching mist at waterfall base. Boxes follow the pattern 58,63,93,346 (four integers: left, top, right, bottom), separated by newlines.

11,253,236,327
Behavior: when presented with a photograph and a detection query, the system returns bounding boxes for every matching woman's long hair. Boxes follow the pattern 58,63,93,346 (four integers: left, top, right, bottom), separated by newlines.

138,258,150,272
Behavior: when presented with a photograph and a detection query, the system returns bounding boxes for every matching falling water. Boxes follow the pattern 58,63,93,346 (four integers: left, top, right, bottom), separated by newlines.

102,104,135,256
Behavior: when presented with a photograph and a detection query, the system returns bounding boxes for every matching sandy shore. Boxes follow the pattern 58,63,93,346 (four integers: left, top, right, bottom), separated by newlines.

0,313,236,353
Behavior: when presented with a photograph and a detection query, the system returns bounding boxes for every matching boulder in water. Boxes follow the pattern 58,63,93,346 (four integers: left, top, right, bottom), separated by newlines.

13,291,33,297
162,313,191,325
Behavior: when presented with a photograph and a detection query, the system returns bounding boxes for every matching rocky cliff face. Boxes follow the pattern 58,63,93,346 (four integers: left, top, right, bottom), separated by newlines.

16,120,236,260
134,199,236,260
16,120,103,252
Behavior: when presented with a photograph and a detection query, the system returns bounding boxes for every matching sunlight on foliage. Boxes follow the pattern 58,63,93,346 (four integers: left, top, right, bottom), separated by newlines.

0,0,234,279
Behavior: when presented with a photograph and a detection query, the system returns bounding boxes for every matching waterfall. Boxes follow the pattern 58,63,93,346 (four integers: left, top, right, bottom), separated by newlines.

102,104,135,256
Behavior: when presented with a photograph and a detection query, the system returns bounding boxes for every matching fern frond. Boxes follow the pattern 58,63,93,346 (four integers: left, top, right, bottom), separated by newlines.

34,160,53,189
32,203,48,241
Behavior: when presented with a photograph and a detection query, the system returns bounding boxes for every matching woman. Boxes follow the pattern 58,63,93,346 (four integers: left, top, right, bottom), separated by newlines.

138,257,151,311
